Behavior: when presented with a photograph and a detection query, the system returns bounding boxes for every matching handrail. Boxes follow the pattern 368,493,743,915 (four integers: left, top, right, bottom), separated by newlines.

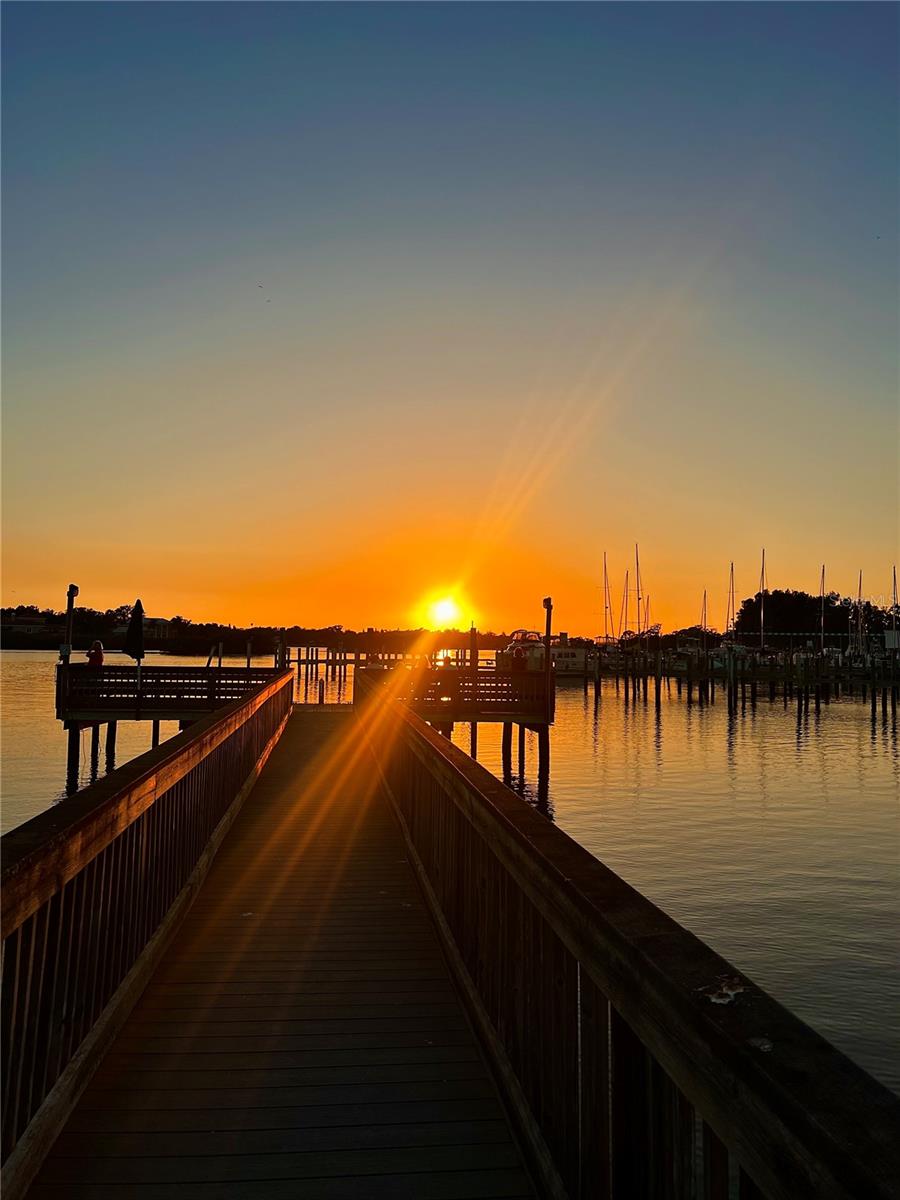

1,670,294,1182
356,673,900,1200
55,663,285,718
357,664,554,722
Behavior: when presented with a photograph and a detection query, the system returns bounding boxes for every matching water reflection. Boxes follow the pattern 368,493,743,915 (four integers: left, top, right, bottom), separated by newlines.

448,673,898,1093
499,725,554,820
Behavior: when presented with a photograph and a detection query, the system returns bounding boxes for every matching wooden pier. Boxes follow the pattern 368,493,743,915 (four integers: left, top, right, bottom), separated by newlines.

357,664,553,789
55,665,285,724
18,709,532,1198
362,665,553,724
55,664,287,792
3,672,899,1199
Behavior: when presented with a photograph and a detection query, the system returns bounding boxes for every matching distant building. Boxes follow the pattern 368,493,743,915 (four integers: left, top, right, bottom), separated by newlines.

12,614,49,634
145,617,171,639
1,613,65,640
113,616,172,640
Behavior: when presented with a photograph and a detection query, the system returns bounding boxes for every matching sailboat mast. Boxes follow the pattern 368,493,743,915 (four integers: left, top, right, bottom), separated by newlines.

605,557,615,643
857,570,864,654
602,552,609,642
634,544,642,639
759,548,766,650
701,588,708,654
623,569,629,639
819,564,826,655
725,562,735,637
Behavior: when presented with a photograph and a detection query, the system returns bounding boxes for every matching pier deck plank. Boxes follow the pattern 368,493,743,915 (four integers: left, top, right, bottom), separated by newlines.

29,710,534,1199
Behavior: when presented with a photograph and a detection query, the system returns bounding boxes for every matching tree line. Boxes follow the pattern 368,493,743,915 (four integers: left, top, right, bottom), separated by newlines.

0,605,513,653
2,586,896,653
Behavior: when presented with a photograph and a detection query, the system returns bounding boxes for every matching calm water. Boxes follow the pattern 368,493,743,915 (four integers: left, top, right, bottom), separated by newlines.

2,651,898,1092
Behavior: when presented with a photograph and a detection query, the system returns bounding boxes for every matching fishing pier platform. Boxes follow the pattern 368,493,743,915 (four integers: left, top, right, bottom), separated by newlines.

55,659,555,793
4,671,899,1199
55,665,287,795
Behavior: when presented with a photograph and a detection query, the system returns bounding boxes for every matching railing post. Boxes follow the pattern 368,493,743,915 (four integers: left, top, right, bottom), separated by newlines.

55,664,67,720
579,973,611,1199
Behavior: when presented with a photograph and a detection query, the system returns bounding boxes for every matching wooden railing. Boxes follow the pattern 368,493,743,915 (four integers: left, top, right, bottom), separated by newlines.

1,670,294,1193
357,665,553,722
55,664,285,720
357,676,900,1200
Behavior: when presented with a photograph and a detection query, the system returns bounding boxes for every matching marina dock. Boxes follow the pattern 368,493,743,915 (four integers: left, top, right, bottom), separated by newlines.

3,670,899,1199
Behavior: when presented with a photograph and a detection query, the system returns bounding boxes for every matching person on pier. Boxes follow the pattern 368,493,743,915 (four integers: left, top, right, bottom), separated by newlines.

86,640,104,668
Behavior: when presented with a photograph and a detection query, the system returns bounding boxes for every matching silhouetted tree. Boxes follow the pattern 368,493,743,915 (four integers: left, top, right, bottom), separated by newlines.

735,588,889,641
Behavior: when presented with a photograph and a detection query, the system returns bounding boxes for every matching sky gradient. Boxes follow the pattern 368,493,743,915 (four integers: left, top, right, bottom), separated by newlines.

3,2,898,633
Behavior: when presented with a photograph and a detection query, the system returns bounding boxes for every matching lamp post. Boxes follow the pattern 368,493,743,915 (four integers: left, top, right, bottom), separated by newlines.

543,596,553,720
61,583,79,663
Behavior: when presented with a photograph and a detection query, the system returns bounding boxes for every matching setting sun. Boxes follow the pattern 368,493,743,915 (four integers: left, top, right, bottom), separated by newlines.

429,596,462,627
412,586,477,630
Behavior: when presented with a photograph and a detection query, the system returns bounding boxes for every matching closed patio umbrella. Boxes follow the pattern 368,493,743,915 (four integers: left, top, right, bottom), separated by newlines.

123,599,145,700
123,599,145,661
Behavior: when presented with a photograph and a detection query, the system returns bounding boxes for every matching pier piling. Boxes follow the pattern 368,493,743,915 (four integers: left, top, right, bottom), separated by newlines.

65,726,79,793
104,720,117,768
89,725,100,778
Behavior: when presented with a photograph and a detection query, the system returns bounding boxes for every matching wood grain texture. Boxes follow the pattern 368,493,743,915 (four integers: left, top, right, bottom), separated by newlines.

27,711,535,1199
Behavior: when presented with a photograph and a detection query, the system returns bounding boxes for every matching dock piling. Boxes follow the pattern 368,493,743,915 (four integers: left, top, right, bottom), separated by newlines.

89,724,100,779
501,722,513,779
66,726,79,793
104,721,117,769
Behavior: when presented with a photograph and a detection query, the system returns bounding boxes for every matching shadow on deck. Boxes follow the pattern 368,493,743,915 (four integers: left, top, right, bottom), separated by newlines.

26,711,535,1198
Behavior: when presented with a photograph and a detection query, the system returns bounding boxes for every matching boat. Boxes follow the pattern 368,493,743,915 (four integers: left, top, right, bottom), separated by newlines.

496,630,592,678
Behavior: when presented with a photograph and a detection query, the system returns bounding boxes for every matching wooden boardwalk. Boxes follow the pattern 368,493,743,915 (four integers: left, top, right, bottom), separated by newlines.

28,711,535,1199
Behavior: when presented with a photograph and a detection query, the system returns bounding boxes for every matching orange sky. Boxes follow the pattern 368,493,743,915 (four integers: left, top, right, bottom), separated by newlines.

5,502,897,636
3,322,896,632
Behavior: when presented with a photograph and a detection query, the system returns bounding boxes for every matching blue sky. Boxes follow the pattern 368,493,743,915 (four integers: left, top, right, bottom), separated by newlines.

3,3,897,627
